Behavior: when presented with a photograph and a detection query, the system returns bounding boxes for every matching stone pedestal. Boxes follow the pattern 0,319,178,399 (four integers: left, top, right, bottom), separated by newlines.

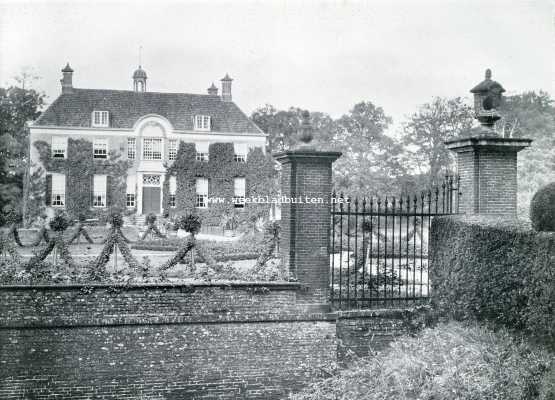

274,149,341,303
445,136,531,215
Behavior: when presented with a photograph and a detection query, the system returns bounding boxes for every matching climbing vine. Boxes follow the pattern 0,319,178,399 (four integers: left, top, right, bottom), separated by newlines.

164,142,277,227
34,138,130,220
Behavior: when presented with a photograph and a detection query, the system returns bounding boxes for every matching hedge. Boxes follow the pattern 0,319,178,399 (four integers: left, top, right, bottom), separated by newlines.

429,215,554,349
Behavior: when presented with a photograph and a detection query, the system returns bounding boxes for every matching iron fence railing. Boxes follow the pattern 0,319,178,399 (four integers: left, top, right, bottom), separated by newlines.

330,175,460,310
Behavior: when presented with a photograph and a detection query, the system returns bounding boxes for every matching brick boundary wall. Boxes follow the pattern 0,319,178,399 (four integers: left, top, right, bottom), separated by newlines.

0,283,426,399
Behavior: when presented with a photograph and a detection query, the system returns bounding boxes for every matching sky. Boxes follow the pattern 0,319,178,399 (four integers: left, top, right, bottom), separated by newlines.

0,0,553,128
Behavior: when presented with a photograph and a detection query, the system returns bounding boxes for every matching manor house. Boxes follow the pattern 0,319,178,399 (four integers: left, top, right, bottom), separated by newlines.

29,63,267,218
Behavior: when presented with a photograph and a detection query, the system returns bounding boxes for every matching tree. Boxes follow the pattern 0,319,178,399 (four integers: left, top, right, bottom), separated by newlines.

401,97,474,187
0,79,45,224
251,105,300,152
333,101,404,197
496,91,555,218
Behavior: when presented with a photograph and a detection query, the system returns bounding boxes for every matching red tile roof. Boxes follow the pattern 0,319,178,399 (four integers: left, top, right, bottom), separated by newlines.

35,88,263,134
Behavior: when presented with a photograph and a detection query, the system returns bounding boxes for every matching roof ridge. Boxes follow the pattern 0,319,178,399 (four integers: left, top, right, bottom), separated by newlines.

72,87,221,98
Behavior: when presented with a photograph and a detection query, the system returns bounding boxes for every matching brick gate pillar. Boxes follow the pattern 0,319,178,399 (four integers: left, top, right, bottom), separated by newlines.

445,70,531,216
274,111,341,304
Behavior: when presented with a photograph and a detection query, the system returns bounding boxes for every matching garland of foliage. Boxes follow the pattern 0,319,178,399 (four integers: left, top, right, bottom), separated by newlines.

7,224,24,247
30,225,50,246
253,221,280,270
158,237,195,273
0,233,21,263
22,212,76,271
34,138,130,220
90,214,141,280
67,223,94,244
140,213,166,240
164,142,277,229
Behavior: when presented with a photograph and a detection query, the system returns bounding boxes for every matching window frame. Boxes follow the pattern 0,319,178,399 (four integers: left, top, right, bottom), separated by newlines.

233,177,246,209
93,138,109,159
51,173,66,208
168,139,178,161
92,174,107,208
92,111,110,128
194,115,211,131
195,177,208,208
126,193,136,208
127,138,136,160
51,136,67,159
142,138,163,160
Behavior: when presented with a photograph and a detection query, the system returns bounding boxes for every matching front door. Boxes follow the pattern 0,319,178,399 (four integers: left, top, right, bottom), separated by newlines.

142,187,161,215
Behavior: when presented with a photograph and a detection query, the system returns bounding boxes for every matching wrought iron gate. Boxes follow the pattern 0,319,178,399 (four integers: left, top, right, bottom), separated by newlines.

330,175,460,310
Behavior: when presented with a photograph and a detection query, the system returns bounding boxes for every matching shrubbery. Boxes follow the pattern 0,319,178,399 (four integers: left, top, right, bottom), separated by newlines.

530,182,555,231
293,322,553,400
430,215,554,349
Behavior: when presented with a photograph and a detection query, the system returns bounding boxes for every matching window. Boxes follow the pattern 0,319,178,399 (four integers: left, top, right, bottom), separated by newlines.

195,142,209,162
93,175,107,207
194,115,211,131
126,194,136,207
127,138,136,160
51,136,67,159
143,138,163,160
169,176,177,207
92,111,109,127
93,138,108,159
196,178,208,208
234,143,248,163
233,177,246,209
168,139,178,161
51,173,66,207
126,175,136,207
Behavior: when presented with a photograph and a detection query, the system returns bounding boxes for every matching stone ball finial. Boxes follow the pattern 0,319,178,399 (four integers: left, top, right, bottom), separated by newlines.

485,68,492,80
299,110,313,145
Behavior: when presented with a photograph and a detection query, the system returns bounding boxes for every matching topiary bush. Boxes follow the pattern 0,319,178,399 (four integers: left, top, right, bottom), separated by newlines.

430,215,555,350
530,182,555,231
175,214,201,236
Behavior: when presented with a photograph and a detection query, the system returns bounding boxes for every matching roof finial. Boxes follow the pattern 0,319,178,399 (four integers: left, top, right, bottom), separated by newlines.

139,45,143,68
485,68,492,80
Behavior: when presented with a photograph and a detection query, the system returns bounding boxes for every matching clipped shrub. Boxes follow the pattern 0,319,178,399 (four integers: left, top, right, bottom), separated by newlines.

109,212,124,228
430,215,555,349
146,213,157,226
175,214,201,236
530,182,555,231
50,211,71,232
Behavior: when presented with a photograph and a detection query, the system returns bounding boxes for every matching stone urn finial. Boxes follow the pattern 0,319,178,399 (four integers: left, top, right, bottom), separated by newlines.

298,110,314,147
470,68,506,133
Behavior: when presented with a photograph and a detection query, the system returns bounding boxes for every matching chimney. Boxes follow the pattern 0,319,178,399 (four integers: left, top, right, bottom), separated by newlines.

207,82,218,96
60,62,74,94
221,73,233,102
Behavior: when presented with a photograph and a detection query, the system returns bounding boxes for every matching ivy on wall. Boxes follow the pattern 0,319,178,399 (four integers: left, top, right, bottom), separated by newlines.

164,142,278,226
34,139,130,220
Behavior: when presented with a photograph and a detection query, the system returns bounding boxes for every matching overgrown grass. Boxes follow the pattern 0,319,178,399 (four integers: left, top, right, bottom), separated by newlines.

292,322,553,400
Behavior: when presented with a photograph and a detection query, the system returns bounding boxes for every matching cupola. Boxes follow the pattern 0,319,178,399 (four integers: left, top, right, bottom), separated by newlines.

133,65,147,92
207,82,218,96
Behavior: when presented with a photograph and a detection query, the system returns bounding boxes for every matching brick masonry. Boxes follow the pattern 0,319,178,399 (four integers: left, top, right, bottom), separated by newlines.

445,137,531,216
274,150,341,304
0,283,422,399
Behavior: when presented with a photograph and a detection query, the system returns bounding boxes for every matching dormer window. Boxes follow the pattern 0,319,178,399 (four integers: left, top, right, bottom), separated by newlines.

92,111,109,127
194,115,211,131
